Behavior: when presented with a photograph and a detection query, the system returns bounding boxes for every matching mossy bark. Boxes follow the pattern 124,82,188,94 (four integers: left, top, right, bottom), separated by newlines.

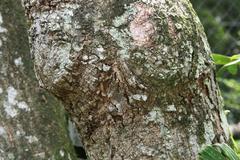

22,0,228,159
0,0,77,159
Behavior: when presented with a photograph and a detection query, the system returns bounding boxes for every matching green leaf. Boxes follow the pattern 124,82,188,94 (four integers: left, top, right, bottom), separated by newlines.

230,54,240,60
198,145,226,160
214,143,240,160
226,65,238,75
198,143,240,160
223,58,240,75
217,59,240,75
224,58,240,67
211,53,231,65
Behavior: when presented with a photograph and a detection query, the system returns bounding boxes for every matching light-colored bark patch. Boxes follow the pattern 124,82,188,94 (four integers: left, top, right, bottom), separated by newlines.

137,143,159,156
204,121,215,144
0,13,7,33
59,150,65,157
0,126,6,136
189,134,200,156
3,86,31,117
4,86,18,118
142,0,166,5
129,94,148,102
145,107,164,124
129,3,155,47
14,57,23,66
166,104,177,112
17,101,30,112
34,152,46,159
25,135,39,143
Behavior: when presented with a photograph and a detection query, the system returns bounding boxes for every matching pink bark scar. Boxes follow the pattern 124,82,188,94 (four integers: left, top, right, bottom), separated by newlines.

130,3,156,47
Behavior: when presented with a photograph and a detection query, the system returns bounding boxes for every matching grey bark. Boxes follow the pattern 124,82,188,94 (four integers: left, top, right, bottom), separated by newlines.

0,0,78,159
22,0,229,159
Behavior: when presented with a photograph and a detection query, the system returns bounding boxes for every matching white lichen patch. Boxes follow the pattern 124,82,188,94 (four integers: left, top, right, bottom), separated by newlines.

82,55,88,61
175,23,182,30
35,19,41,35
14,57,23,66
17,101,30,112
109,28,129,49
142,0,166,5
220,110,229,140
166,104,177,112
132,52,145,59
130,94,148,101
7,86,17,105
3,86,31,117
185,41,194,54
82,55,98,65
0,126,6,136
18,127,27,137
34,152,46,159
16,130,21,136
59,150,65,157
102,64,111,72
30,4,82,88
108,100,122,113
137,143,159,156
0,13,7,33
25,135,39,143
96,46,105,53
145,107,164,124
3,86,18,118
110,14,131,60
0,87,3,94
189,134,200,156
68,153,73,160
203,121,215,144
95,46,106,60
7,153,14,159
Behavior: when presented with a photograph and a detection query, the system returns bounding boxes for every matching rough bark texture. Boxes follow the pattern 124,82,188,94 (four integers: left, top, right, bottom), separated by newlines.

0,0,77,159
22,0,229,159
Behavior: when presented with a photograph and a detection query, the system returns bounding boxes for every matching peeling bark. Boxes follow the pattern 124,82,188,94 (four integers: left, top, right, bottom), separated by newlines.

0,0,77,159
22,0,229,159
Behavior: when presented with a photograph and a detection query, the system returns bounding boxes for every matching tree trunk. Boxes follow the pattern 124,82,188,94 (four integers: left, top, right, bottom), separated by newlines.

22,0,229,159
0,0,77,159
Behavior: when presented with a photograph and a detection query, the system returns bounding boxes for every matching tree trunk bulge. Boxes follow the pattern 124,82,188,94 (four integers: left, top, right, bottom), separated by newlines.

22,0,229,159
0,0,77,159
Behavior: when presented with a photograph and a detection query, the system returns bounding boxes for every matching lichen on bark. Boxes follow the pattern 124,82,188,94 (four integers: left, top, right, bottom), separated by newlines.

22,0,229,159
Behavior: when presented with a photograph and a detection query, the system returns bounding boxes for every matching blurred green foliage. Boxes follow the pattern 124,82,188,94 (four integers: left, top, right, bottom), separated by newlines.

191,0,240,54
212,54,240,75
220,79,240,109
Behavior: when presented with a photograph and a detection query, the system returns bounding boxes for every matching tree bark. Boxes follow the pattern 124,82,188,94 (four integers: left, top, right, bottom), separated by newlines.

0,0,77,159
22,0,229,159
